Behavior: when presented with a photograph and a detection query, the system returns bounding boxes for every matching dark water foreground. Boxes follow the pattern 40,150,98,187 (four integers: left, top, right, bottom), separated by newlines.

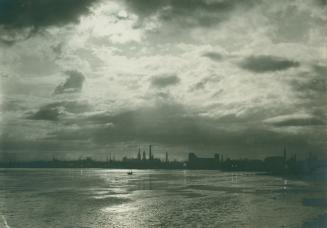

0,169,326,228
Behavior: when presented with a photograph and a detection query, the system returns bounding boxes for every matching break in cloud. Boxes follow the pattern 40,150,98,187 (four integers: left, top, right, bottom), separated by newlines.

0,0,326,161
264,113,325,127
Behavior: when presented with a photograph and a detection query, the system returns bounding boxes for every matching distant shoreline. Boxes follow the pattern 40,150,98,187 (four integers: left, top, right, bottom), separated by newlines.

1,167,325,182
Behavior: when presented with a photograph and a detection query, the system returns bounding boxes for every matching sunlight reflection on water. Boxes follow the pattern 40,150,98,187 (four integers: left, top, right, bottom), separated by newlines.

0,169,326,228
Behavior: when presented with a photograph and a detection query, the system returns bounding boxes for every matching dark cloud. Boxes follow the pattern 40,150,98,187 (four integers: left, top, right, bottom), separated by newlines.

54,71,85,94
44,103,326,159
0,0,97,29
202,52,223,61
0,138,94,160
291,65,327,109
0,0,99,43
151,74,180,88
265,115,325,127
239,55,300,73
49,103,219,144
27,100,92,121
125,0,256,27
2,101,326,160
27,105,61,121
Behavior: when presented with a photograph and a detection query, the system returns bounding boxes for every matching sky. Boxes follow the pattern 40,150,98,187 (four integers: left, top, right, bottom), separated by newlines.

0,0,326,161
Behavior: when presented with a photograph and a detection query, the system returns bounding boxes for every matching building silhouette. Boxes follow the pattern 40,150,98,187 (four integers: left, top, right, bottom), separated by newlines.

1,145,326,177
188,153,220,169
264,147,288,174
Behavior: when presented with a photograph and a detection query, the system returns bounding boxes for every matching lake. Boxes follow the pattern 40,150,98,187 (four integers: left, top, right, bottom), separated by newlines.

0,169,326,227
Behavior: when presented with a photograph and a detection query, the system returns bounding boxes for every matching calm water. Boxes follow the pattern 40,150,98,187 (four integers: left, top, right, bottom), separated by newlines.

0,169,326,228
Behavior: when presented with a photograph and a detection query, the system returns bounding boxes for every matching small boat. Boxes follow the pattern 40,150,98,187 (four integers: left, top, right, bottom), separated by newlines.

127,170,133,175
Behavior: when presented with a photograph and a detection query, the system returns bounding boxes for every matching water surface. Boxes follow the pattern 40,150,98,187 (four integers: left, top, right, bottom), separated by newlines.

0,169,326,227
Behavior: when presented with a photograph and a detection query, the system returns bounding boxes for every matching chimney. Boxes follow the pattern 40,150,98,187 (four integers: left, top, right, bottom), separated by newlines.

149,145,152,160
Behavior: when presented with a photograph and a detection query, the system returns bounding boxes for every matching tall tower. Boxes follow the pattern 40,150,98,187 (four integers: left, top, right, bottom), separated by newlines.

165,152,168,163
142,150,146,160
149,145,152,160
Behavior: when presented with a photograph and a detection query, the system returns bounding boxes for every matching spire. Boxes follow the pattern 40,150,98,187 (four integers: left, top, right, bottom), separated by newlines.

149,145,152,160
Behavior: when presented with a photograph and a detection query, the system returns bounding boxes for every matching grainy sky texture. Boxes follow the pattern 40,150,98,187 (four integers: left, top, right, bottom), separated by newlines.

0,0,326,161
